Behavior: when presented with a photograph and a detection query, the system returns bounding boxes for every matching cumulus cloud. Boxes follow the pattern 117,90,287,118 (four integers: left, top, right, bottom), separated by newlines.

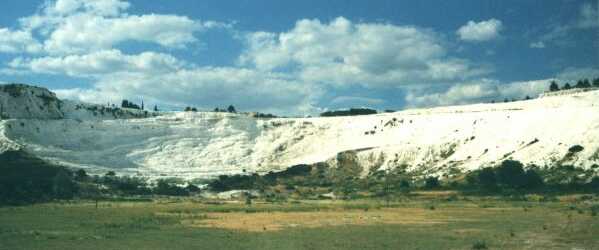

9,49,186,77
1,0,229,55
240,17,488,88
456,19,503,42
42,14,212,54
405,79,551,108
0,28,42,53
54,67,321,114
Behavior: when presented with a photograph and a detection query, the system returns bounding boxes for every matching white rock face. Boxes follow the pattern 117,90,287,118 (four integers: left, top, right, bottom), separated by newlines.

1,84,599,179
0,84,63,119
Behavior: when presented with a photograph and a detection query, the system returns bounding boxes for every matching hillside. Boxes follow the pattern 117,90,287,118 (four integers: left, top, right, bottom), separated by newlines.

1,83,598,179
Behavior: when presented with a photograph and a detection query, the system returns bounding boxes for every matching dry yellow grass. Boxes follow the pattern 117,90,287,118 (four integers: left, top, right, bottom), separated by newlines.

179,207,478,232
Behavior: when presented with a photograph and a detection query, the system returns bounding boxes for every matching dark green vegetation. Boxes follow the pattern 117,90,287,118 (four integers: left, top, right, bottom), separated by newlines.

120,99,142,110
3,147,598,206
209,156,599,201
320,108,377,117
0,195,598,249
0,150,199,205
548,77,599,92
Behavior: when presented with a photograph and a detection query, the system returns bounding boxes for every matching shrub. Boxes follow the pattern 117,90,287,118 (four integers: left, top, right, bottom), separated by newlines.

549,81,559,91
495,160,526,188
52,170,77,199
320,108,377,117
227,105,236,113
153,180,189,196
478,167,497,189
471,240,488,249
424,176,440,189
522,169,544,189
568,145,584,153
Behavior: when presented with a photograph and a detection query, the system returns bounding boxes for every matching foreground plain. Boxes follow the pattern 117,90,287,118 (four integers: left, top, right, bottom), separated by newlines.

1,194,598,250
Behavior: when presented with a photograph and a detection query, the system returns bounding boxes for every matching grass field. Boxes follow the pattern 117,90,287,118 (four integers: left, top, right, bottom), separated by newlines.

1,193,598,250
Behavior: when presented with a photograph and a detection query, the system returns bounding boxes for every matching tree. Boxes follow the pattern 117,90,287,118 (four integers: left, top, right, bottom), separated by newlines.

424,176,440,189
549,81,559,91
478,167,496,189
575,79,591,88
522,169,544,189
525,96,531,100
53,170,77,199
496,160,526,188
75,169,88,181
227,105,236,113
593,78,599,87
153,105,158,112
563,83,571,90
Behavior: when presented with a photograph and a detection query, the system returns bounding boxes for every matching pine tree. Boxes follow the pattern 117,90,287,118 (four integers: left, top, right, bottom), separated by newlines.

153,105,158,112
593,78,599,87
227,105,236,113
563,83,571,90
549,81,559,91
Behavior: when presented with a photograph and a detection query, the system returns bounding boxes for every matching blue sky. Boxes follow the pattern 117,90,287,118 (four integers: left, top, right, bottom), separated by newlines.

0,0,597,114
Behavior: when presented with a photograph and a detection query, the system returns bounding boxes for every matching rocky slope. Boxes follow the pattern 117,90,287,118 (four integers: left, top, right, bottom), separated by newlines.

1,83,598,179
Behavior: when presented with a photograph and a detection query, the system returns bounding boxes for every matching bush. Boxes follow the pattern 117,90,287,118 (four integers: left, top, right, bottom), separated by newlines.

496,160,526,188
320,108,377,117
471,240,488,249
153,180,189,196
53,170,77,199
568,145,584,153
0,150,67,204
549,81,559,91
424,176,440,189
522,169,544,189
478,167,497,189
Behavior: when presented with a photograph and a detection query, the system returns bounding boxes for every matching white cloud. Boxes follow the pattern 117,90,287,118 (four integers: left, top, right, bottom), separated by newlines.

9,49,186,77
578,2,599,28
54,67,321,114
534,3,598,47
330,96,385,107
0,28,42,53
2,0,229,55
44,14,222,54
241,17,487,88
457,19,503,42
557,67,599,82
529,41,545,49
405,78,551,108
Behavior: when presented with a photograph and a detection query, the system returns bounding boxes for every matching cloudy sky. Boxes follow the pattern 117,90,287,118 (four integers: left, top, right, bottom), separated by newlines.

0,0,597,115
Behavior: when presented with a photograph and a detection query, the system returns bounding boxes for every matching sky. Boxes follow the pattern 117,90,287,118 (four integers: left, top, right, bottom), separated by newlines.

0,0,597,115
